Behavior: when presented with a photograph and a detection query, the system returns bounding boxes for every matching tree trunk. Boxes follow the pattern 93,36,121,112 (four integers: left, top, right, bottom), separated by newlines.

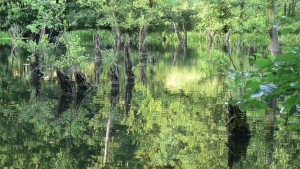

207,30,213,45
284,2,287,16
162,32,166,42
139,25,148,85
173,22,183,43
270,26,280,56
56,69,73,94
182,22,187,45
94,33,102,84
139,25,148,62
110,64,119,87
113,28,121,55
125,81,134,118
75,71,90,90
288,3,292,17
291,0,297,16
124,36,134,81
227,104,251,135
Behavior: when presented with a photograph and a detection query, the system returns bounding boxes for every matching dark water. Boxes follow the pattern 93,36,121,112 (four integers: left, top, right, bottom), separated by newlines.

0,42,299,169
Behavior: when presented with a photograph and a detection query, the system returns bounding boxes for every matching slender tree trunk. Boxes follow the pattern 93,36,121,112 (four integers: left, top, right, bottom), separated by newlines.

182,22,187,46
94,33,102,84
207,30,213,46
284,2,287,16
103,115,111,167
39,26,46,61
9,27,17,58
113,28,121,55
291,0,297,16
173,21,183,43
288,3,292,16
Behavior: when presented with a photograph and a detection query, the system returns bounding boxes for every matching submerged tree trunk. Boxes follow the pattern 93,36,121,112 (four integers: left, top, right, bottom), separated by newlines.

227,104,251,136
110,64,120,87
75,71,90,90
94,33,102,84
125,81,134,118
227,135,250,169
29,61,44,98
56,69,73,94
124,36,134,81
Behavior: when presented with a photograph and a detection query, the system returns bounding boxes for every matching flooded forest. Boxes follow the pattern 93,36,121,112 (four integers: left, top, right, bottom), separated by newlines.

0,0,300,168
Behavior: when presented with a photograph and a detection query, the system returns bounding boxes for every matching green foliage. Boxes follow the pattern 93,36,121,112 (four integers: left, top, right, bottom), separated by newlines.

56,34,88,70
231,47,300,117
0,31,10,39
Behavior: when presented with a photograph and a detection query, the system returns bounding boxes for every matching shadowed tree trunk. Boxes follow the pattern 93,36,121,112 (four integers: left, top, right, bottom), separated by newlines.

56,69,73,94
75,71,90,90
227,104,251,136
124,36,134,81
125,81,134,118
29,61,44,99
94,33,102,84
227,135,250,169
110,64,120,87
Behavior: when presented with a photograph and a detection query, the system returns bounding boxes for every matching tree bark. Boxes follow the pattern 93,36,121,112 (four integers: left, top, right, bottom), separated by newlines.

207,30,213,45
124,36,134,81
56,69,73,94
173,22,183,43
113,28,121,55
75,71,90,90
182,22,187,45
94,33,102,84
270,25,280,56
139,25,148,62
110,64,119,87
125,81,134,118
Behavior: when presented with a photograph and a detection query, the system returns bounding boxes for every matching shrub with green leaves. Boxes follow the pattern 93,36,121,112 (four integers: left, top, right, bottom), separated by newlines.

231,46,300,121
56,34,88,70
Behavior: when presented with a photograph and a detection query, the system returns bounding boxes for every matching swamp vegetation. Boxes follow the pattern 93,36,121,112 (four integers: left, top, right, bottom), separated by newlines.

0,0,300,168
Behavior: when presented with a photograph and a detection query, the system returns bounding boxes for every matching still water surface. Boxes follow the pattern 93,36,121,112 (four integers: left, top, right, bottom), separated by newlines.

0,42,299,168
